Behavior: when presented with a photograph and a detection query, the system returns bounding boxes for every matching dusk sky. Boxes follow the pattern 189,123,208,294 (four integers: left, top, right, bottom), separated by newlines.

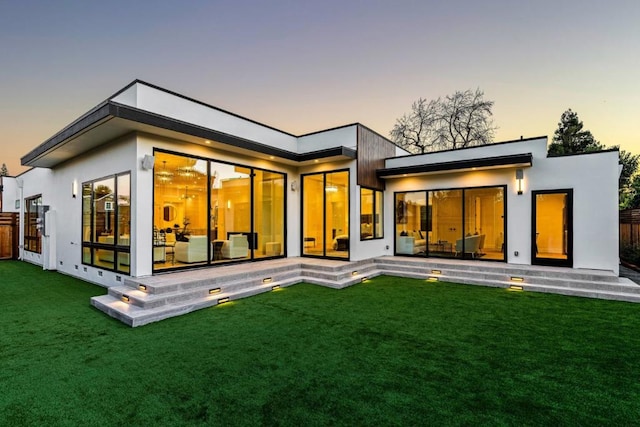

1,0,639,175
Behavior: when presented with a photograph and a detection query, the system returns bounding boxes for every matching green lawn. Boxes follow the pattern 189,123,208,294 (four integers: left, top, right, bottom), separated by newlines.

1,261,640,426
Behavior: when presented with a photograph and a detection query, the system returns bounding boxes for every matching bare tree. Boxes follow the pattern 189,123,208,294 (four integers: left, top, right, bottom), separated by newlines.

390,89,497,154
389,98,440,154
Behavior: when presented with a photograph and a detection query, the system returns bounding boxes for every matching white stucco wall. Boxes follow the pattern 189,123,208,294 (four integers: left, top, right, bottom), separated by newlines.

385,138,548,169
113,83,299,153
297,126,358,153
18,167,53,267
1,176,20,213
383,149,620,274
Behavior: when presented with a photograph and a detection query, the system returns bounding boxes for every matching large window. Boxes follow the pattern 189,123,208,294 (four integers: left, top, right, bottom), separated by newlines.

395,186,505,261
24,195,42,253
153,151,286,271
302,170,349,259
360,188,383,240
82,172,131,273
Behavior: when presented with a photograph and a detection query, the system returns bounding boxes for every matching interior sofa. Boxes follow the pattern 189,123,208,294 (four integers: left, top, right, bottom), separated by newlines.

396,231,427,255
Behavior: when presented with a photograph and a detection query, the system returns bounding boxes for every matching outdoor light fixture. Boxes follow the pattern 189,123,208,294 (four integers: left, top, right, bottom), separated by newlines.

218,297,230,304
510,276,524,282
121,295,131,303
263,277,273,284
138,284,147,292
209,288,221,295
515,169,524,195
427,276,439,282
72,180,78,198
271,285,280,291
431,269,442,275
508,285,524,291
361,277,368,283
352,271,358,276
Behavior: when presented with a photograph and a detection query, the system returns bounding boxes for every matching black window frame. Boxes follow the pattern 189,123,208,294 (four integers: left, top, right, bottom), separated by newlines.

81,171,131,274
24,194,43,254
360,187,384,240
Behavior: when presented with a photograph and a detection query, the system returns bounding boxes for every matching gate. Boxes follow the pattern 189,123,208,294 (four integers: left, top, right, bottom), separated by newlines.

0,213,19,260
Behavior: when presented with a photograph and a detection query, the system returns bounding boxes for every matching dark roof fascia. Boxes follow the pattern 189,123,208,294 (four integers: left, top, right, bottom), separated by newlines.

377,153,533,178
547,147,620,158
297,146,357,162
111,102,356,162
383,136,547,161
133,79,297,138
21,102,112,166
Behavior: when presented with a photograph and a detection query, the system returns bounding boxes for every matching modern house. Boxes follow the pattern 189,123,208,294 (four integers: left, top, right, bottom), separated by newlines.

1,80,623,324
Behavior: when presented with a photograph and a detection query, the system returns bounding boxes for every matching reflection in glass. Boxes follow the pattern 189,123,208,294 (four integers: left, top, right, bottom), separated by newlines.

395,192,427,256
253,169,285,259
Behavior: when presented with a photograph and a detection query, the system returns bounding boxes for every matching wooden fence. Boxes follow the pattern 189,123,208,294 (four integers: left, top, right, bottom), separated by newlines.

0,212,19,260
620,209,640,248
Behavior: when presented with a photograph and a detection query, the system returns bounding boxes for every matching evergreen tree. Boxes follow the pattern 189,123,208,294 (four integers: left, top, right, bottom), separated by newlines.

547,109,603,155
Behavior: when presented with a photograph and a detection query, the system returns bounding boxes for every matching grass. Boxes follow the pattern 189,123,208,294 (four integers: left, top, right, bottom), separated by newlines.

1,261,640,426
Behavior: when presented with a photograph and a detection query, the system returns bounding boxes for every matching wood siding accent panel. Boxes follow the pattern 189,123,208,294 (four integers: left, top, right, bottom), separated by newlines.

0,212,19,260
357,125,396,190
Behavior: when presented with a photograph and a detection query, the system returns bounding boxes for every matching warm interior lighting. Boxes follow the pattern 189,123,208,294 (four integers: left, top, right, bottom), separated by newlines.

431,269,442,275
263,277,273,284
427,277,439,282
269,156,274,159
508,284,524,291
138,284,147,292
209,288,221,295
510,276,524,282
516,169,524,195
121,295,130,303
205,140,211,144
218,297,230,304
325,185,338,193
271,285,280,291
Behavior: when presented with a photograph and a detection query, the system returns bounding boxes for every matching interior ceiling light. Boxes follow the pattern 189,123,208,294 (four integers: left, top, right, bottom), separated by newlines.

156,160,174,183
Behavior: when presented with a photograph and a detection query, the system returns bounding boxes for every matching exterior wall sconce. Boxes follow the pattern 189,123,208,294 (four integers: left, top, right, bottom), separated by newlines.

290,180,298,192
72,180,78,198
515,169,524,195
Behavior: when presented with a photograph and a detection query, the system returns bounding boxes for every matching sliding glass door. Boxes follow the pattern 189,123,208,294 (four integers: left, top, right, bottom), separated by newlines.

395,186,506,261
302,170,349,259
153,151,285,272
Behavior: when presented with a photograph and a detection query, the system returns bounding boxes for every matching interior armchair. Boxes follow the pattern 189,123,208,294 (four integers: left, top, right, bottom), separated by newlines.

221,234,249,259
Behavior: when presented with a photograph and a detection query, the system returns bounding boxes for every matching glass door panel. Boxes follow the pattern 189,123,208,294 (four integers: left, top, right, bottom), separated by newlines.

533,190,572,267
303,174,325,256
325,171,349,259
395,191,427,256
464,187,505,260
430,190,462,259
210,162,251,263
253,169,285,259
